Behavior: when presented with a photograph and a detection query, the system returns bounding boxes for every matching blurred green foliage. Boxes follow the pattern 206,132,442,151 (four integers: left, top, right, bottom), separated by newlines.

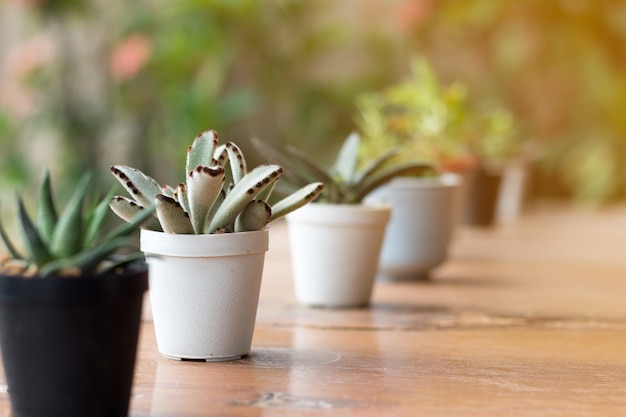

1,0,625,203
355,57,520,173
406,0,626,202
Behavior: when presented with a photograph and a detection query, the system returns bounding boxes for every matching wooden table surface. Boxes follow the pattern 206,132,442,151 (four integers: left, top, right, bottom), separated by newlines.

3,203,626,416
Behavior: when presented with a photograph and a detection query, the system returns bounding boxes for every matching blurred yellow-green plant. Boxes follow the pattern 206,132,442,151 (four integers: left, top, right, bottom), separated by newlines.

1,0,626,203
356,57,521,173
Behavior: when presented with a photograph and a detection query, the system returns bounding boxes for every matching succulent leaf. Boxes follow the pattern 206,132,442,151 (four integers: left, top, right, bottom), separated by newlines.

102,203,157,242
155,194,195,234
187,165,225,233
49,174,91,258
204,190,225,233
84,186,116,249
207,164,283,233
256,180,277,202
96,252,145,276
110,165,163,208
353,148,402,184
269,182,324,223
251,136,317,187
186,129,218,177
353,163,436,202
235,200,271,232
0,202,22,259
223,142,247,184
18,197,54,268
2,169,149,277
332,132,360,182
39,236,134,277
161,184,176,197
35,169,57,244
285,145,335,186
109,196,162,231
174,182,190,214
213,144,228,167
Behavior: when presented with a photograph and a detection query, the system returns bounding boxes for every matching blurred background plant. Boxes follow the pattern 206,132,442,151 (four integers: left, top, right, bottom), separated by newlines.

355,56,523,174
1,0,625,204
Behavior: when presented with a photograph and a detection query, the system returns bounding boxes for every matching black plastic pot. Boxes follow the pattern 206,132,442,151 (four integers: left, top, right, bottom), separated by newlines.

0,263,148,417
462,167,503,227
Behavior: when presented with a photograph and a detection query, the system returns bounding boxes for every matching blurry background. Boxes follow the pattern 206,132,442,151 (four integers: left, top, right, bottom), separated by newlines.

1,0,625,204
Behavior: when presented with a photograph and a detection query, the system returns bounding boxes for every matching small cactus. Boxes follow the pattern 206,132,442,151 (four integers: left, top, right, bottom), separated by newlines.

110,129,324,234
252,132,436,204
0,171,152,278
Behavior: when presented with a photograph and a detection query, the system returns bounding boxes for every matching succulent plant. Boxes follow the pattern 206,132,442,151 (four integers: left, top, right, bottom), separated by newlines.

109,129,324,234
0,171,153,278
251,131,436,204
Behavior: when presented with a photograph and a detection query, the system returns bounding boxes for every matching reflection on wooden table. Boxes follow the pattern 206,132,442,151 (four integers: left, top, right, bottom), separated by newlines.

2,204,626,416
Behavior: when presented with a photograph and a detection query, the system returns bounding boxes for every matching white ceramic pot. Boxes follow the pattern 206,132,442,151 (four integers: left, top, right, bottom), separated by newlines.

286,203,391,308
364,174,461,281
140,228,269,361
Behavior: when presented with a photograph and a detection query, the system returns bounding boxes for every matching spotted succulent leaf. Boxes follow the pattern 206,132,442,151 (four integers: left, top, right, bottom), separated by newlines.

207,164,282,233
186,129,218,177
110,129,321,234
110,165,163,208
155,194,195,234
109,196,162,231
174,182,190,215
222,142,247,184
235,200,271,232
269,182,324,223
187,166,225,233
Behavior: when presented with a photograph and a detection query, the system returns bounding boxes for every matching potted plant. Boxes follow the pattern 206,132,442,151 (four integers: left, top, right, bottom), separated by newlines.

0,170,151,417
110,129,323,361
252,132,432,307
354,57,471,280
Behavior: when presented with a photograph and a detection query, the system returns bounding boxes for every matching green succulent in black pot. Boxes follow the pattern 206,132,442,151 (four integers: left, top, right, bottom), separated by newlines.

0,170,151,417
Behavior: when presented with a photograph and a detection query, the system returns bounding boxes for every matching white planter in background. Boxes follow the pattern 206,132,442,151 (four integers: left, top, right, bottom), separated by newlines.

364,174,461,281
286,203,391,308
140,228,269,361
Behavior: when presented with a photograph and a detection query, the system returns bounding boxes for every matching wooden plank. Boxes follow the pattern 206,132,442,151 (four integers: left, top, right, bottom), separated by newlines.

2,204,626,416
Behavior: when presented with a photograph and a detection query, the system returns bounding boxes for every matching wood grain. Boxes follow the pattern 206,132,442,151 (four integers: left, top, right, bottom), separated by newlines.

2,203,626,416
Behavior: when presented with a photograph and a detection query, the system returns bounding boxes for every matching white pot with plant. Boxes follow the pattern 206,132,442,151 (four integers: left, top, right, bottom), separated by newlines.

110,129,323,361
253,132,432,308
364,174,460,280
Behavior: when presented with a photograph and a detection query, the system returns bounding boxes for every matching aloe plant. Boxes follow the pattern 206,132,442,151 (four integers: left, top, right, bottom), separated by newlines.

252,132,436,204
0,171,153,278
109,129,324,234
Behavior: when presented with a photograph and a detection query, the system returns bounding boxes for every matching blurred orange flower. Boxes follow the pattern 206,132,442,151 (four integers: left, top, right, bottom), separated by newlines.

109,34,151,82
394,0,433,33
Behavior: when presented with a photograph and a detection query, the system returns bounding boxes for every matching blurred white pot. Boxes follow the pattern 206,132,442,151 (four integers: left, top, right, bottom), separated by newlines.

286,203,391,308
364,174,460,281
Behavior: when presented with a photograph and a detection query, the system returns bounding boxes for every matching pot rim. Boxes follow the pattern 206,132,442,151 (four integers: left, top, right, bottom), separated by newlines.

140,228,269,258
386,173,461,189
0,262,148,303
285,202,392,226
